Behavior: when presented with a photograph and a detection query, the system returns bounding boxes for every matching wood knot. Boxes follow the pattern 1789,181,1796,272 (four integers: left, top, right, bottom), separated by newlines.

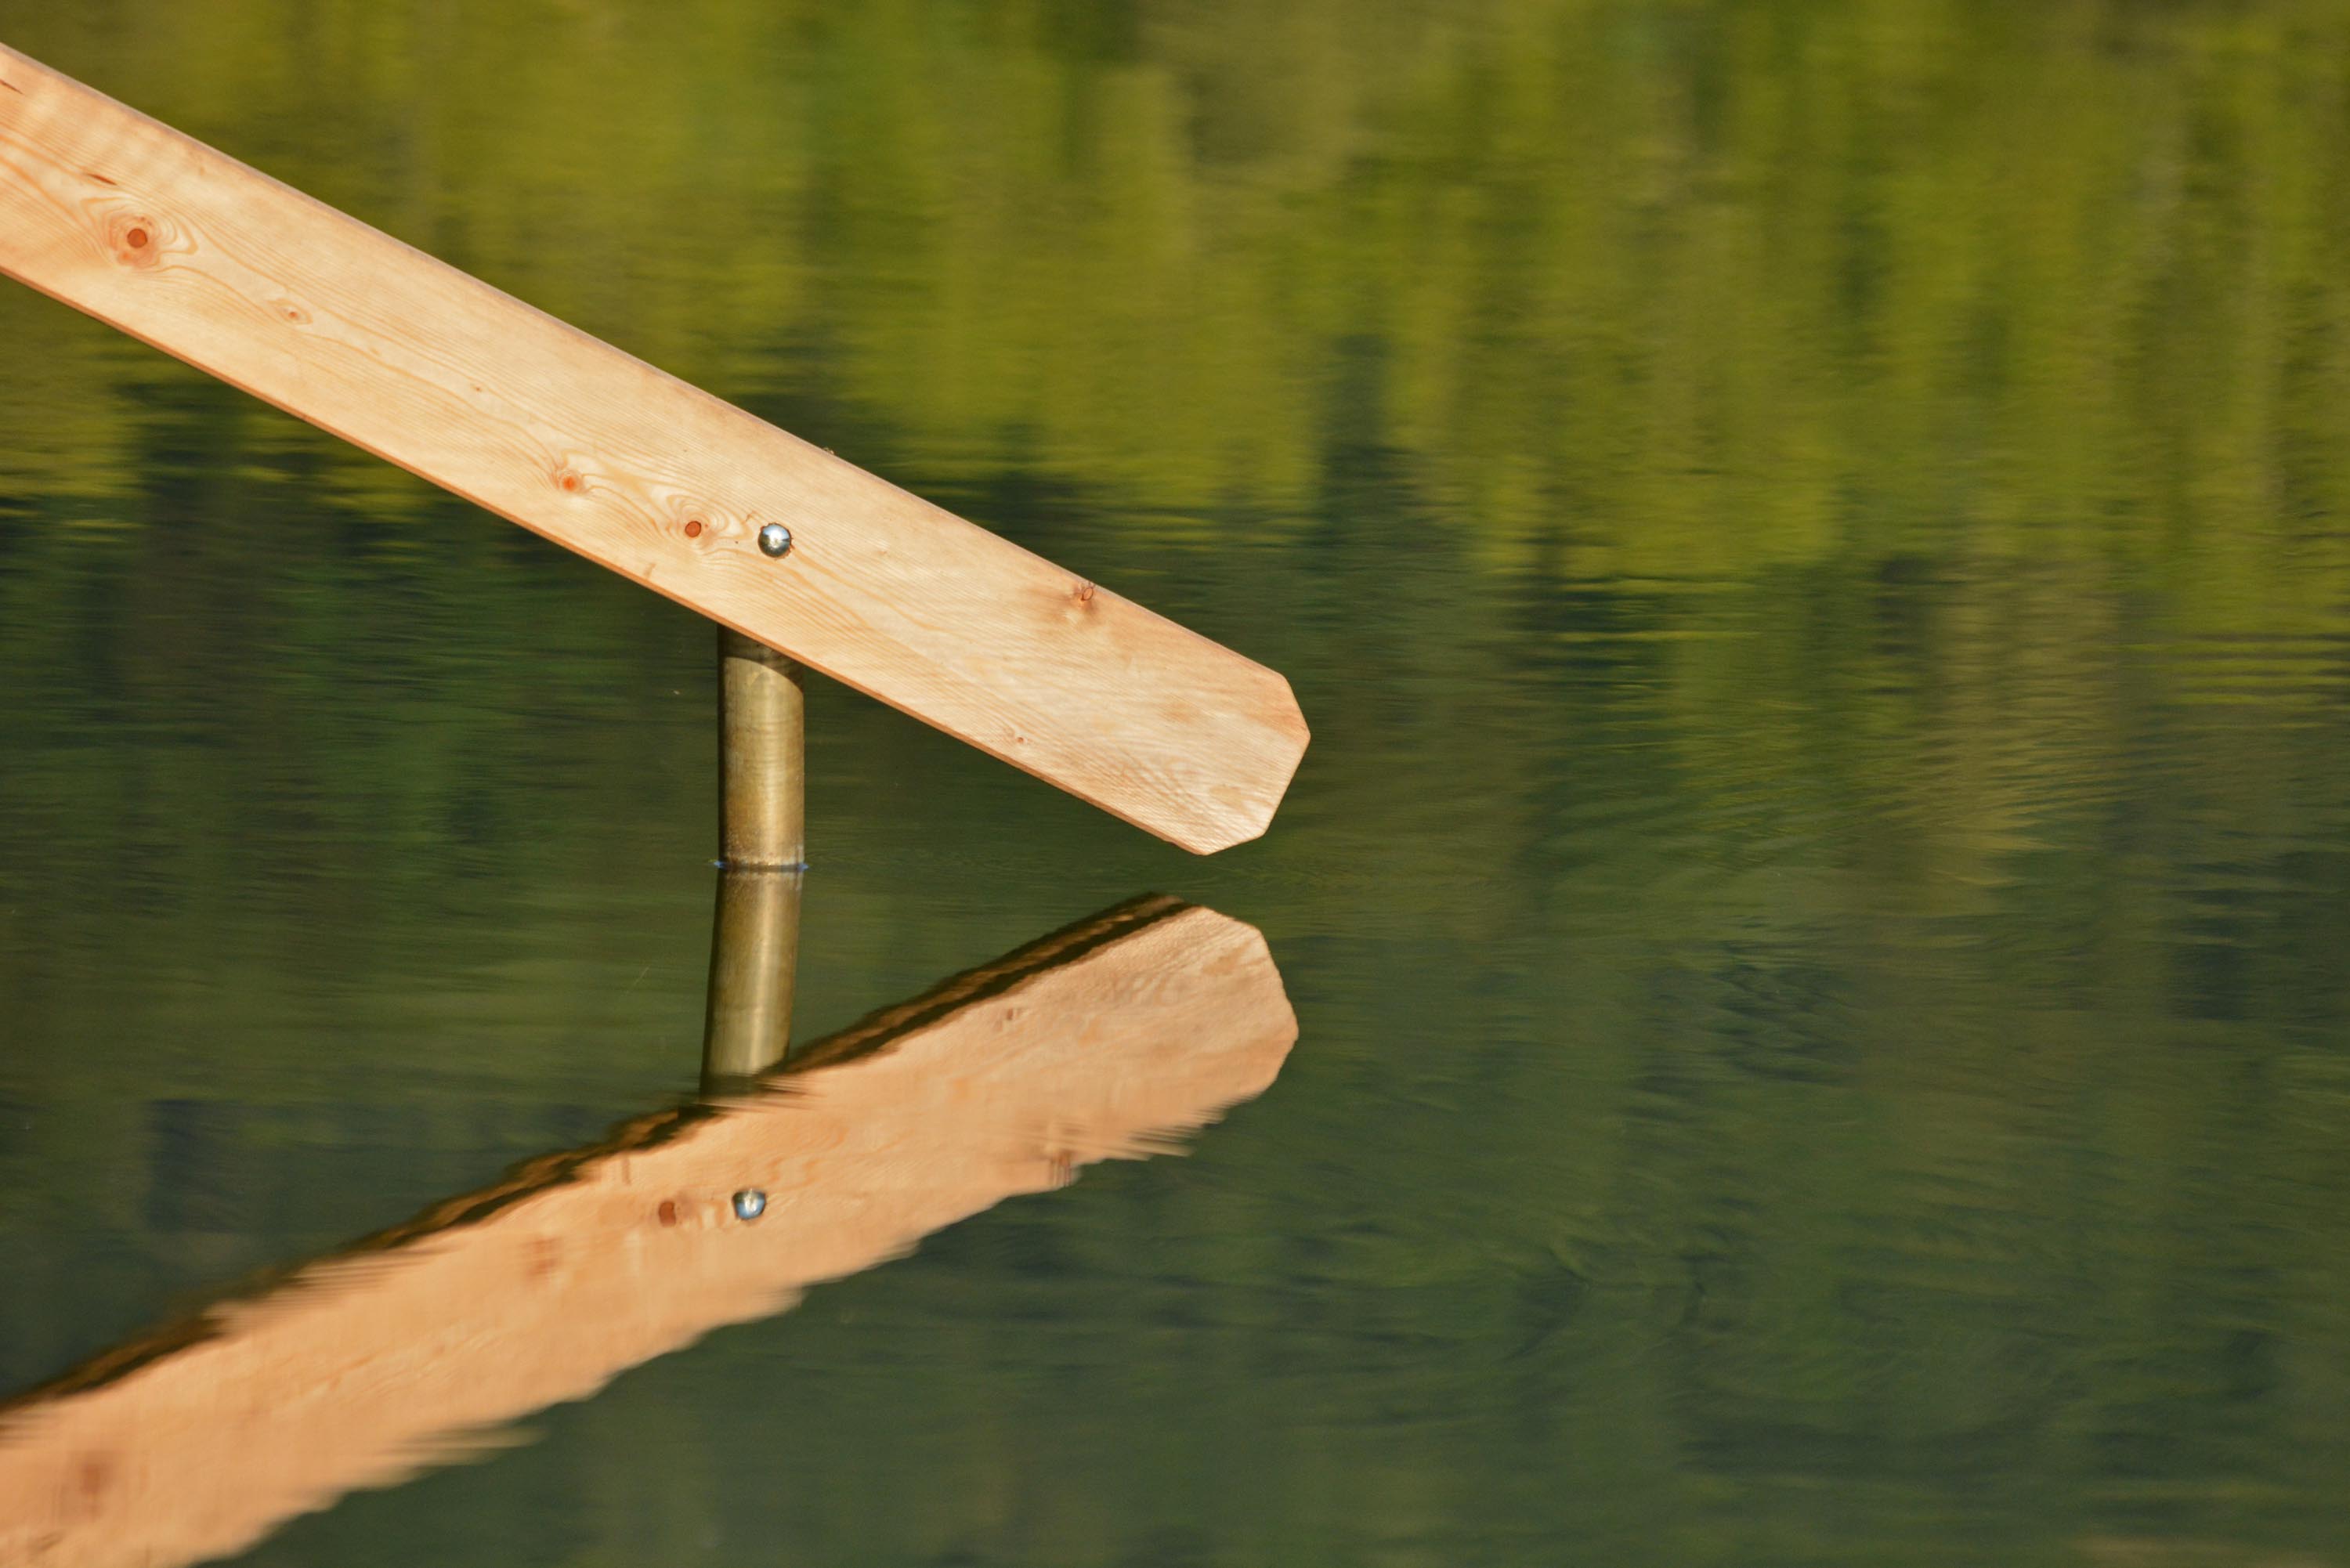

554,465,585,494
75,1451,115,1505
109,214,164,268
656,1200,680,1226
1072,580,1096,605
276,299,312,326
684,518,704,538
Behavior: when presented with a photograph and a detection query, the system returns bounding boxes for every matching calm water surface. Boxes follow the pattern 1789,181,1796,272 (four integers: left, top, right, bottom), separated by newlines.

5,2,2350,1563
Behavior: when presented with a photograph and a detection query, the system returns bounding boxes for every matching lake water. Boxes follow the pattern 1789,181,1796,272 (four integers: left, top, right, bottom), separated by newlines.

5,2,2350,1563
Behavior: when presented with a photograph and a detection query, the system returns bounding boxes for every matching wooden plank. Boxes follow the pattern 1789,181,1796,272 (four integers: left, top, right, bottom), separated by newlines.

0,45,1307,854
0,900,1296,1568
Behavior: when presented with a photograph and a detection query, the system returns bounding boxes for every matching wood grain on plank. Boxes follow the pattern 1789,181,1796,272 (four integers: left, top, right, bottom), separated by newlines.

0,901,1296,1568
0,45,1307,853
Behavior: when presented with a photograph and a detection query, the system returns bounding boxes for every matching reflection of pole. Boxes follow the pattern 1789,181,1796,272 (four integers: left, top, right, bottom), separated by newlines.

708,625,804,1092
702,867,804,1091
0,899,1294,1568
718,626,804,870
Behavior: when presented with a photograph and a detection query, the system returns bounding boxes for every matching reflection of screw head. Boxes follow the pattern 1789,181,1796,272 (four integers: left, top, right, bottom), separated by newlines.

757,523,793,558
732,1189,768,1221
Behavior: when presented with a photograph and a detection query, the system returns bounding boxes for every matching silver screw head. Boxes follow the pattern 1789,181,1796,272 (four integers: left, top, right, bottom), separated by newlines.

732,1188,768,1221
757,522,793,558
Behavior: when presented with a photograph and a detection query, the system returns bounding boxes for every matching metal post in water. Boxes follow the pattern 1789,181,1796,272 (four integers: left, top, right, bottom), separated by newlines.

703,624,807,1091
700,865,803,1092
717,625,805,870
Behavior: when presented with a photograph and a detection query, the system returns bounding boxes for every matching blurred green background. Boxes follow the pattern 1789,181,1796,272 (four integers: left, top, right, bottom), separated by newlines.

4,1,2350,1563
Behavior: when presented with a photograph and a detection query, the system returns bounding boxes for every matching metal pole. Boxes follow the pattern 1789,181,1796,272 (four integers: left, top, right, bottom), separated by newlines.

700,866,803,1092
717,625,805,869
703,625,807,1091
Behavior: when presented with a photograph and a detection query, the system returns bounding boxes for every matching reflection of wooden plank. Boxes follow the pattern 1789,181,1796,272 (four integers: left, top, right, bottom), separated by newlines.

0,47,1307,854
0,901,1295,1568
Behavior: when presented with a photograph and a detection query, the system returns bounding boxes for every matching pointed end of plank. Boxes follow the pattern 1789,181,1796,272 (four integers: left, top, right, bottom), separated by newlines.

1164,670,1310,857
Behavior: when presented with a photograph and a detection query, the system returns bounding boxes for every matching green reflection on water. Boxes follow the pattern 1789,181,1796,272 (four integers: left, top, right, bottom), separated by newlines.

3,0,2349,1563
